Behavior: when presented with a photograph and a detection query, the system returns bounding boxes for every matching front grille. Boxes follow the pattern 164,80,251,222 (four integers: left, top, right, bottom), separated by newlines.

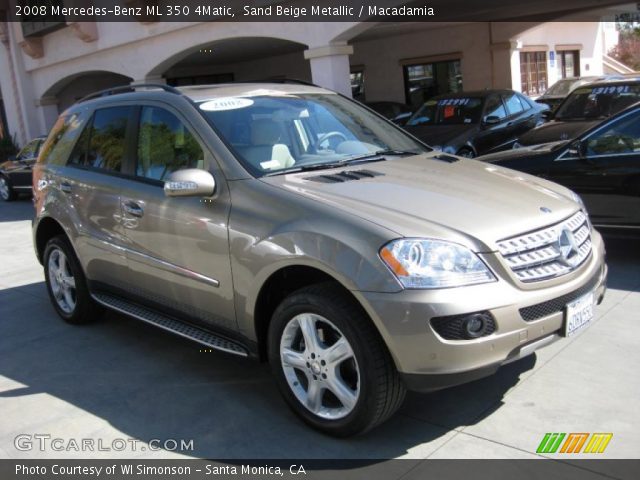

497,211,592,282
519,272,601,322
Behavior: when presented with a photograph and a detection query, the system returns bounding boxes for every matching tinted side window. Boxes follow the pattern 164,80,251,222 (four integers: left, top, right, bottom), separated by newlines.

136,106,204,181
517,94,532,111
484,96,507,120
83,107,132,172
504,93,524,115
586,111,640,157
38,113,88,166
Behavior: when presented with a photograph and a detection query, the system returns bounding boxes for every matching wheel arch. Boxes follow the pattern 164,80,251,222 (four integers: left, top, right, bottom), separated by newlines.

34,216,71,264
253,264,369,361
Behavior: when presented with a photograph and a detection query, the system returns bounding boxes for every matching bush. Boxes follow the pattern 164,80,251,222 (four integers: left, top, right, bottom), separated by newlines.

0,134,19,162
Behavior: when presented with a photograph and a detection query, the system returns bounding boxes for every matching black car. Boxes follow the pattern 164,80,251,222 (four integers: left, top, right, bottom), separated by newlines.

0,135,45,201
365,101,413,125
482,103,640,229
516,78,640,148
403,90,547,158
535,75,621,112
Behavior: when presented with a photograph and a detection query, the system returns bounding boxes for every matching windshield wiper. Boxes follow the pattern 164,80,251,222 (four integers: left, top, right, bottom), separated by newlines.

263,155,390,177
263,150,420,177
343,149,421,163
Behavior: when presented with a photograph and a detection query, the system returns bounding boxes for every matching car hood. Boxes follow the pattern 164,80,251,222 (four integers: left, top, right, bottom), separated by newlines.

518,119,598,146
403,124,477,149
482,141,566,162
261,153,578,251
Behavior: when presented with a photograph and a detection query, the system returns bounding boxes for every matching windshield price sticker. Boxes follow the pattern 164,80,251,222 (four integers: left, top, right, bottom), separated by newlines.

438,98,471,106
591,85,630,95
199,98,254,111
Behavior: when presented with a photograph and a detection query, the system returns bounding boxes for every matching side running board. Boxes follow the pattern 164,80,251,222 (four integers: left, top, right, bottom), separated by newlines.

92,292,248,357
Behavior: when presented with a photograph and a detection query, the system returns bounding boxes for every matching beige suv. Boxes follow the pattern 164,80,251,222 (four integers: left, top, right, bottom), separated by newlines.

32,83,607,436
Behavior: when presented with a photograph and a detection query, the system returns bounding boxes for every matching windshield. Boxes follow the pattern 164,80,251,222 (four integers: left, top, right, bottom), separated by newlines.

405,97,483,126
554,84,640,120
544,79,582,97
198,93,428,176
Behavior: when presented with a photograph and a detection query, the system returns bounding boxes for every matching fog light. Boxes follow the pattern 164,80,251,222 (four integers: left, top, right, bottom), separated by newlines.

463,314,489,338
430,311,496,340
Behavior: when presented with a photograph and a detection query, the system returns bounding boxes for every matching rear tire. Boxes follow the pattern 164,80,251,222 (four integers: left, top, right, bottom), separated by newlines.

0,176,15,202
268,283,406,436
43,235,101,324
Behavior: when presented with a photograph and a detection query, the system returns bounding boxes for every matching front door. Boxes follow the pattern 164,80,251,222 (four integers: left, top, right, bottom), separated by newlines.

475,94,510,154
118,104,236,331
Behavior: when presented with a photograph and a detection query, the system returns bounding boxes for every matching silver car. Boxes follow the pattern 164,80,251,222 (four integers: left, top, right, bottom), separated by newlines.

32,83,607,436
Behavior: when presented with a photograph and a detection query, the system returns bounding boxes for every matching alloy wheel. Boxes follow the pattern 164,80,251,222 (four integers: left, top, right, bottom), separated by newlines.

47,248,77,314
0,178,9,200
280,313,360,420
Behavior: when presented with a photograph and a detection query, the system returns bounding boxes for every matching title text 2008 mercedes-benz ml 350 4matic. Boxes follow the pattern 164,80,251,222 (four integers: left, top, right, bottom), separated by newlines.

32,83,607,436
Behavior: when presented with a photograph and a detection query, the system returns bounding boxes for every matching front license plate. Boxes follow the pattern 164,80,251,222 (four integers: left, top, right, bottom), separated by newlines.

564,291,595,337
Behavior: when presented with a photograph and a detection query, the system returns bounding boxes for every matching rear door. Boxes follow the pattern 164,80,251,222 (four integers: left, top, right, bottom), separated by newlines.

548,108,640,227
117,103,236,332
63,105,135,289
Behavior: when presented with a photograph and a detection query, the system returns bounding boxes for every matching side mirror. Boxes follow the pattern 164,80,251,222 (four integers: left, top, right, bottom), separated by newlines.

483,115,501,126
541,110,554,120
567,140,587,159
164,168,216,198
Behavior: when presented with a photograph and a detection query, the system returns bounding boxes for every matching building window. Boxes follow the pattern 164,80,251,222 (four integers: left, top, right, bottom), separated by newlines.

403,59,462,110
558,50,580,79
350,70,365,102
520,51,548,97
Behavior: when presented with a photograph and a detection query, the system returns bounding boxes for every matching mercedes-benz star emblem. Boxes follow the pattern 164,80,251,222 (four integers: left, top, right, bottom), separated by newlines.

557,227,579,265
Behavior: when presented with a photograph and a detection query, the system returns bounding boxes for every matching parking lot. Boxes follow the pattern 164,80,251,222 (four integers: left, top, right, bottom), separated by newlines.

0,197,638,462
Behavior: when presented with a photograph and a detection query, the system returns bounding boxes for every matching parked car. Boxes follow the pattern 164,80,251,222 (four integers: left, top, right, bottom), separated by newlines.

403,90,548,158
33,83,606,436
482,102,640,229
0,135,46,201
365,101,413,125
535,76,620,112
515,78,640,148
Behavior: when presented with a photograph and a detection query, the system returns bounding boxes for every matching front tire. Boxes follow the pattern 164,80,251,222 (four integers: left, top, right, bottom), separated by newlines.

456,147,475,158
43,235,101,324
0,176,15,202
268,283,406,436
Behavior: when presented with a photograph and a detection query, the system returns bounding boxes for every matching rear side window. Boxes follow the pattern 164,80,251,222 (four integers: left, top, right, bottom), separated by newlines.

38,113,88,166
136,106,204,181
504,93,524,115
69,106,132,172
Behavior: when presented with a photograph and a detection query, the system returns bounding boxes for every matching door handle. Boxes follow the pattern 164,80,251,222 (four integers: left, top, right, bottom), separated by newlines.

60,182,72,194
122,201,144,217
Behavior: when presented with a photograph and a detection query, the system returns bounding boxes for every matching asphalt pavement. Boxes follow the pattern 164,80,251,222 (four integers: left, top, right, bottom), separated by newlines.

0,198,638,464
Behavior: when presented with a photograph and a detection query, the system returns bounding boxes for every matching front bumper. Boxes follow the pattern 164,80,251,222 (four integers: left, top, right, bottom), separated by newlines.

355,230,607,392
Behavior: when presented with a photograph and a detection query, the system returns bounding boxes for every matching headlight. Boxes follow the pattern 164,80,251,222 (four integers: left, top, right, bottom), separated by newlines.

380,239,496,289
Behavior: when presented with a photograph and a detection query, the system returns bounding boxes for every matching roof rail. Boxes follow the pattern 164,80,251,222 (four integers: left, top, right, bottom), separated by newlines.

248,78,320,87
76,84,183,104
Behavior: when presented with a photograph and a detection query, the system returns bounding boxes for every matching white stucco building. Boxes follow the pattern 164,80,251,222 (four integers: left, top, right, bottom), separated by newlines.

0,16,628,146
